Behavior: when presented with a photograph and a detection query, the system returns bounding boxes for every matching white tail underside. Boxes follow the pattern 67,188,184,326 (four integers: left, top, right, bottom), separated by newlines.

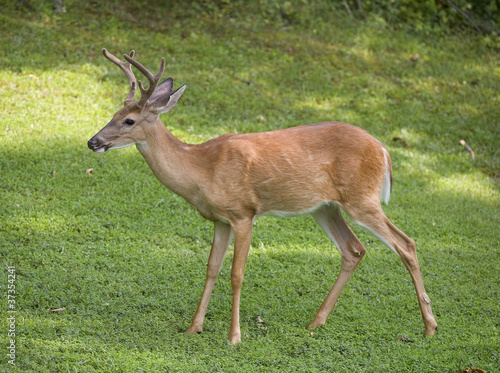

381,147,392,205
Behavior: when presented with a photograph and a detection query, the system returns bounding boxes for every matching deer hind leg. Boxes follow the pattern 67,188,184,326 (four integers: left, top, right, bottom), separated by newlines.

308,204,367,329
187,221,232,335
344,202,438,336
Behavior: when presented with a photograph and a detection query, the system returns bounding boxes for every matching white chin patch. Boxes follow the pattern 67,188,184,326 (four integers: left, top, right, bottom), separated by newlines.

108,142,135,150
94,147,107,153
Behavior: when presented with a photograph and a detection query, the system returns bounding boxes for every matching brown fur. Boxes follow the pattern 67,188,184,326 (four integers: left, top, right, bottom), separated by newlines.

88,50,437,344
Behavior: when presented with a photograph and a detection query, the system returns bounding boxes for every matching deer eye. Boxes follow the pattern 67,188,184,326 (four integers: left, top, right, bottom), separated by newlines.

124,118,135,125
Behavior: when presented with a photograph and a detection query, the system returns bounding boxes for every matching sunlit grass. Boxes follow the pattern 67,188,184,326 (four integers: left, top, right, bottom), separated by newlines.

432,173,500,201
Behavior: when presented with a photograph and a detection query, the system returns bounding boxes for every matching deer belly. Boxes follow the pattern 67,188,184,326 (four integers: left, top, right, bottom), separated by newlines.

261,201,334,218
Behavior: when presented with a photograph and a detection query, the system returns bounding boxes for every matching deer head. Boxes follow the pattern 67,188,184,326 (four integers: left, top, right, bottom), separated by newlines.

88,49,186,153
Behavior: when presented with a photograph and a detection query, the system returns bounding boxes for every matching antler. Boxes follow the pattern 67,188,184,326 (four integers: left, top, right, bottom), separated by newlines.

102,48,137,105
123,53,166,107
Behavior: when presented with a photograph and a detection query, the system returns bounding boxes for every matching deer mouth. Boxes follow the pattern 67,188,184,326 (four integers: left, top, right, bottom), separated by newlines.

92,145,109,153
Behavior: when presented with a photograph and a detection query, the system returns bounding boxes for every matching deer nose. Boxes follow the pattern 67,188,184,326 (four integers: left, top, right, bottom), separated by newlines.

87,138,99,150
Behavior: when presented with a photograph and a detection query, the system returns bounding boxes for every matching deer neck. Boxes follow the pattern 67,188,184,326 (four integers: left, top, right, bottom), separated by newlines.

135,118,200,202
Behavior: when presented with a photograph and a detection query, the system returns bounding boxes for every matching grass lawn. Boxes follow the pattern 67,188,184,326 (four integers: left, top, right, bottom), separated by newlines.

1,1,499,372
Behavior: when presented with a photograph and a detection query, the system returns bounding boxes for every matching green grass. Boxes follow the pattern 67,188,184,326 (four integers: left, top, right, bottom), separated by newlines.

1,1,499,372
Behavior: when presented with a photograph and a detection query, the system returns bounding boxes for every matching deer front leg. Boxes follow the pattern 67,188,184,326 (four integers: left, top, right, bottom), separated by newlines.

187,221,232,335
228,218,253,344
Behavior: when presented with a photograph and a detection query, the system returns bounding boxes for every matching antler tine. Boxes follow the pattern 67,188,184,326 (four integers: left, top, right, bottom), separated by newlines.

124,54,166,107
102,48,137,105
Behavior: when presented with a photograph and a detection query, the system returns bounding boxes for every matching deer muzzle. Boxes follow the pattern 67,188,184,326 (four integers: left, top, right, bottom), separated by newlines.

87,136,108,153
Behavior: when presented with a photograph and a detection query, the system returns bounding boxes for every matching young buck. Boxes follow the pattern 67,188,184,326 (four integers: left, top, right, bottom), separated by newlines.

88,49,438,344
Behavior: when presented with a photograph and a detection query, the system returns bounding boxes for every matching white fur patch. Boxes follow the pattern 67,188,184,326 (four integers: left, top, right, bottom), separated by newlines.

380,147,391,205
108,142,136,150
312,211,342,255
262,202,329,219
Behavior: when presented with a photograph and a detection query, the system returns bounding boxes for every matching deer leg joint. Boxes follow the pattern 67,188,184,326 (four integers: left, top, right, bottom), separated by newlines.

346,239,365,258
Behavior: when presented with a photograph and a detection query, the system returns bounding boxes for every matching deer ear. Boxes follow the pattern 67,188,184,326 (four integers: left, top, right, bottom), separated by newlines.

149,78,173,102
151,83,186,115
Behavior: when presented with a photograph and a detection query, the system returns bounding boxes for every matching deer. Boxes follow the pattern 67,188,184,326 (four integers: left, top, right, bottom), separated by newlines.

88,49,438,344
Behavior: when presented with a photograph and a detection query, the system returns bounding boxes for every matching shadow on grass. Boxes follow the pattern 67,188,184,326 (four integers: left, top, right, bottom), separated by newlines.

3,3,498,187
3,1,499,180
